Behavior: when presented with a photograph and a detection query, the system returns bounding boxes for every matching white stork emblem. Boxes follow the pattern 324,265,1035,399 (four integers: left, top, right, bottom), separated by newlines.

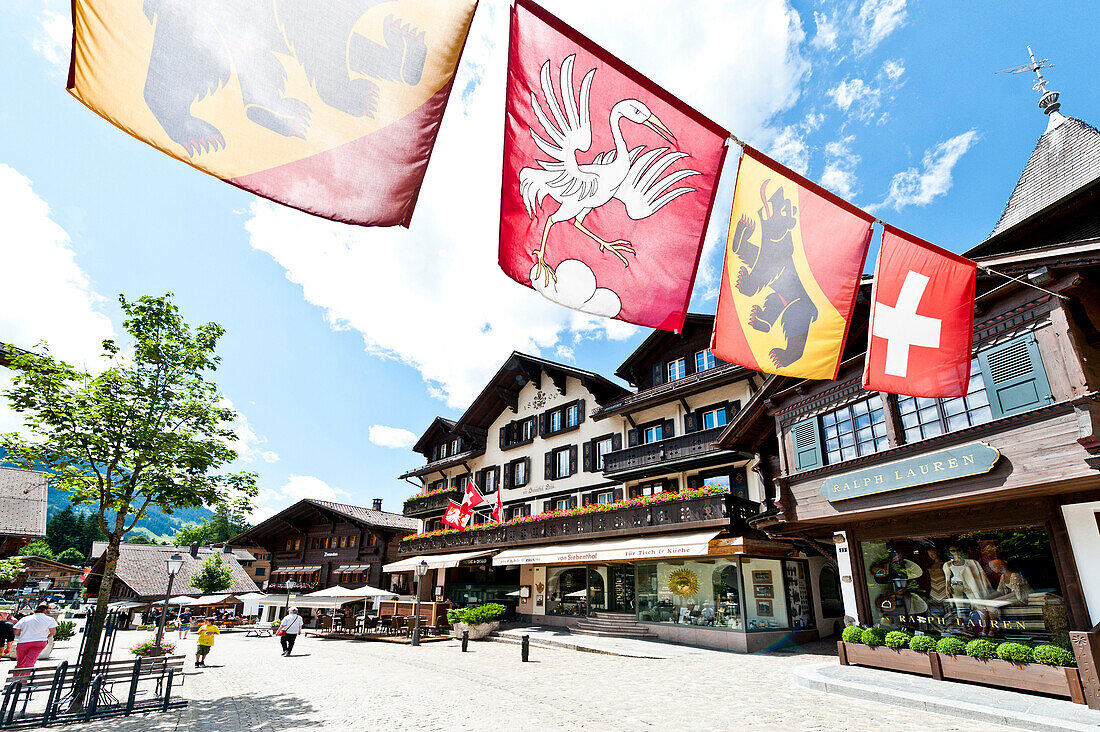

519,54,703,286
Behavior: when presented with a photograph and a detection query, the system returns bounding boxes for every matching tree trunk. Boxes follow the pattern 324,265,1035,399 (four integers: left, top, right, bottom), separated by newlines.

68,537,121,711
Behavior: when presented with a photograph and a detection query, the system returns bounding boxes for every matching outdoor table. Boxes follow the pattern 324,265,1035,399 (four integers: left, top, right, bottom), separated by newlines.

244,626,273,637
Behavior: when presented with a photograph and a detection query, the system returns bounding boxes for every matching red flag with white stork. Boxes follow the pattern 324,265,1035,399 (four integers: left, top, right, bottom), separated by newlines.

499,0,729,332
442,499,471,530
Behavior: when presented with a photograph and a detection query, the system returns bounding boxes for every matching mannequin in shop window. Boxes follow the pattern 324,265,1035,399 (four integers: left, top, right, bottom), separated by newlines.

943,545,991,618
924,548,949,611
988,559,1033,605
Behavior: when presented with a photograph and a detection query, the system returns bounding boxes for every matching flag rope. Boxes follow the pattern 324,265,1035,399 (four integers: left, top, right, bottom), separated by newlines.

976,265,1068,301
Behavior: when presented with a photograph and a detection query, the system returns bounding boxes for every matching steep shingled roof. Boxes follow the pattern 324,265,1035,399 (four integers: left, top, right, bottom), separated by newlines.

308,499,419,531
86,543,260,599
988,116,1100,239
0,466,47,538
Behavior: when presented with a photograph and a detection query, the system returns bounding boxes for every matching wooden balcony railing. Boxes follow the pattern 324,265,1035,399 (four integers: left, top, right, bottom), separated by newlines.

398,494,758,555
403,488,461,517
602,426,727,475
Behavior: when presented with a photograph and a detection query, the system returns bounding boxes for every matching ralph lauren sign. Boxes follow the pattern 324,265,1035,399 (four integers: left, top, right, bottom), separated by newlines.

821,442,999,502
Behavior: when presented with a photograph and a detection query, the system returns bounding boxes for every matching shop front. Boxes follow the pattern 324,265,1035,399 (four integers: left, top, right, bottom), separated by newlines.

496,530,841,652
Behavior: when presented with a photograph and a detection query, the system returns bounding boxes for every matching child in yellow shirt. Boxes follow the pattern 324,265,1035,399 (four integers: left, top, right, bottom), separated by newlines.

195,617,220,667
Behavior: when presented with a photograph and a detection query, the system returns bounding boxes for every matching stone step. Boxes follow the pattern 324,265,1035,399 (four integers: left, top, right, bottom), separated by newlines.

570,627,657,638
575,620,644,631
591,612,637,620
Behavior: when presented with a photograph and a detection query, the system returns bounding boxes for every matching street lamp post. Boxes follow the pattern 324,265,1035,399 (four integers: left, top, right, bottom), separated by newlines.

155,554,184,655
283,579,297,616
411,560,428,647
37,578,52,607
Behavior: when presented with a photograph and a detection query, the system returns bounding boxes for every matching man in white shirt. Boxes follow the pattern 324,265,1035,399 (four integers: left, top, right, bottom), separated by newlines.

13,604,57,675
277,607,304,656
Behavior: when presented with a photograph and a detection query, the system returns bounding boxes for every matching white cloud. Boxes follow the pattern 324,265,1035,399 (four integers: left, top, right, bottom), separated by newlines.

31,8,70,71
252,474,353,520
881,59,905,82
246,0,810,408
820,136,861,200
877,130,980,211
811,11,839,51
768,126,811,175
554,344,575,362
368,425,417,450
0,164,117,434
854,0,908,56
219,397,280,465
827,78,867,114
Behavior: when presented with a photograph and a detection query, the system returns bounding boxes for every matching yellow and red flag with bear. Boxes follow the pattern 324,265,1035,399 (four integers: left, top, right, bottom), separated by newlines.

711,148,874,380
67,0,477,227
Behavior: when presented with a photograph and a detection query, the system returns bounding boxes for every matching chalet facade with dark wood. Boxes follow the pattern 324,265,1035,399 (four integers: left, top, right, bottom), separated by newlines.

230,498,419,609
718,96,1100,693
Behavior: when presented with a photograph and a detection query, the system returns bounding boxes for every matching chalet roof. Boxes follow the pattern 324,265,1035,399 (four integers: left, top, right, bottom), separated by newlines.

972,116,1100,255
13,556,83,572
411,417,459,455
0,466,47,538
614,314,715,383
230,498,418,544
90,542,255,562
87,543,260,600
453,352,630,433
593,362,755,419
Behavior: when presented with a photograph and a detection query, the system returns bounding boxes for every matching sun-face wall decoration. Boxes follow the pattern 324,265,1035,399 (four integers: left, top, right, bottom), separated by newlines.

667,568,700,599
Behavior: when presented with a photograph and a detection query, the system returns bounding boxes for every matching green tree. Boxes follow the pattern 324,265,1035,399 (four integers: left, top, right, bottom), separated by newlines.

46,505,81,554
125,534,154,544
0,293,257,707
76,513,108,557
56,548,85,565
173,523,209,546
0,557,24,584
18,539,55,560
189,553,234,595
208,504,250,543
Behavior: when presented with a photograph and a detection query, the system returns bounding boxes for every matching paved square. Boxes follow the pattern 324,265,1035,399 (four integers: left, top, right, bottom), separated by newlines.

9,629,1010,731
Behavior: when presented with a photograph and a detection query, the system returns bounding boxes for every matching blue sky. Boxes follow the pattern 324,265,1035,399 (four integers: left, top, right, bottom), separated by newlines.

1,0,1096,523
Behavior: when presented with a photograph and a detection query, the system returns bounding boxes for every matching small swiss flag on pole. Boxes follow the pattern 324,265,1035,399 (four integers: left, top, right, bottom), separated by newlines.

862,226,976,398
492,489,503,524
462,479,486,509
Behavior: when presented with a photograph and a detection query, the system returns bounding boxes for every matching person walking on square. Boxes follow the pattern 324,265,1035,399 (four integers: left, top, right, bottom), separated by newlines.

178,608,192,639
0,610,15,657
277,607,303,656
12,604,57,676
195,617,220,667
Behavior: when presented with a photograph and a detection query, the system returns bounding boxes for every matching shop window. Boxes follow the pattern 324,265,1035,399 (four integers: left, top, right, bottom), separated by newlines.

546,567,592,616
667,357,687,382
696,349,716,373
821,396,888,465
634,560,744,631
898,360,992,442
859,527,1064,643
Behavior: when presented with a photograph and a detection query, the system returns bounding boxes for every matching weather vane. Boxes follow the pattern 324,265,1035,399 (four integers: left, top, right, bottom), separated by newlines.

998,46,1061,117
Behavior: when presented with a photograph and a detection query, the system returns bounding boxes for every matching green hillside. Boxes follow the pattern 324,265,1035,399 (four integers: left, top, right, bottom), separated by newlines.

47,483,213,543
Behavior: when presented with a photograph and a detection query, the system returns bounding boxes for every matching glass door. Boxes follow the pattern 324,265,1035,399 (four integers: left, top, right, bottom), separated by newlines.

609,565,636,613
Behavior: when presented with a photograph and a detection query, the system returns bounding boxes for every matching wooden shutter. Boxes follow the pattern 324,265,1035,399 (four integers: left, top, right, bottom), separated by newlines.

577,399,586,424
687,475,702,490
538,412,548,437
492,466,501,491
544,452,553,480
583,441,593,472
499,425,507,449
627,428,639,447
543,500,552,513
568,445,578,475
684,412,698,433
612,488,623,502
977,333,1054,419
652,362,664,387
727,400,741,421
791,417,823,471
569,496,578,509
662,419,675,439
612,433,622,451
503,463,512,489
522,457,531,486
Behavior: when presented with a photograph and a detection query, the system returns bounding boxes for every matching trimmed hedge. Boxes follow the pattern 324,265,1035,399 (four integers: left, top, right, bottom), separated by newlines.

861,627,887,647
936,636,967,656
446,603,506,626
1033,644,1076,667
884,630,912,649
965,638,999,659
841,625,864,644
908,634,938,652
996,642,1034,664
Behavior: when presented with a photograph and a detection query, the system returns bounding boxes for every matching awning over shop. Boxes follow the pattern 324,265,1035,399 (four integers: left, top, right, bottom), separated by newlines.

190,594,242,606
491,530,722,566
383,549,496,572
272,566,320,574
335,565,372,572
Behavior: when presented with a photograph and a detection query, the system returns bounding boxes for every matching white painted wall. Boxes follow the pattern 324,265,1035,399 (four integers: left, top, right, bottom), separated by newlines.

832,530,860,625
1061,500,1100,625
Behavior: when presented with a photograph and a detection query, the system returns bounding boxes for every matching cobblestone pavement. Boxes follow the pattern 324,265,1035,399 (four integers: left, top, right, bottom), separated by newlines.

9,630,1010,731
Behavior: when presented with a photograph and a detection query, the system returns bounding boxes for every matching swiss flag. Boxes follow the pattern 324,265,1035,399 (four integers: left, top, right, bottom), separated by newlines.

462,479,486,509
442,500,471,530
492,489,504,523
863,226,976,397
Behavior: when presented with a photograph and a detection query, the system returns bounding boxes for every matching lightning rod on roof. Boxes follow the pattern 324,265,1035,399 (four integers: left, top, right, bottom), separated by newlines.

998,46,1066,129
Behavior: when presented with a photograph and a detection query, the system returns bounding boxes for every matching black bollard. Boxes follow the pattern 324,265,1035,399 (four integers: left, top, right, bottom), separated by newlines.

521,634,530,662
461,630,469,652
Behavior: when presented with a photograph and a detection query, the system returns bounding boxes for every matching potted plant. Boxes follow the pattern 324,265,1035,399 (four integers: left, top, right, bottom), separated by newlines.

838,626,932,675
447,603,506,640
130,638,176,657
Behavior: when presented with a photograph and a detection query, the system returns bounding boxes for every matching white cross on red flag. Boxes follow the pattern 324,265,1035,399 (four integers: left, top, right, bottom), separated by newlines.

462,478,486,509
862,226,976,398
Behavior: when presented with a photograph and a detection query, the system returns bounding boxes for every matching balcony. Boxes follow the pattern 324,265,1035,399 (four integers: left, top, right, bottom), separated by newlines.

399,493,758,555
602,426,740,478
403,488,460,518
